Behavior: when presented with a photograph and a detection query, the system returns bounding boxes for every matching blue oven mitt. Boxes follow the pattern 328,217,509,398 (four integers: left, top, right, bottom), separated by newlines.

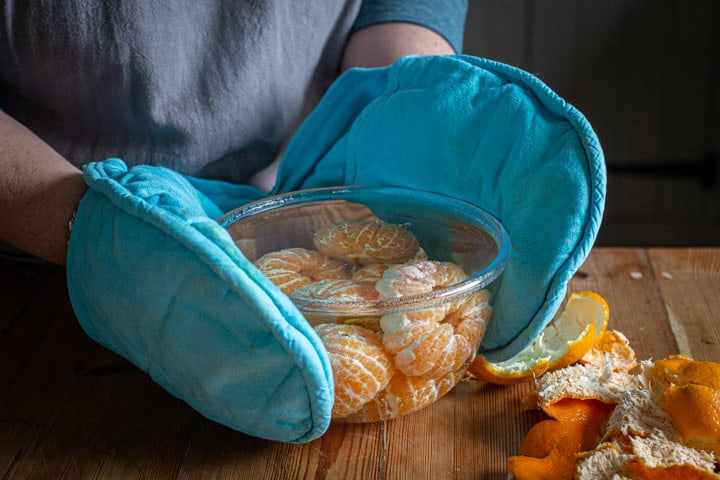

66,159,333,443
274,55,606,362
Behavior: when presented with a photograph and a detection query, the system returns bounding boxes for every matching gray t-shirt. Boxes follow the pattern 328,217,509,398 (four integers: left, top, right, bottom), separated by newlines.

0,1,466,184
0,1,360,183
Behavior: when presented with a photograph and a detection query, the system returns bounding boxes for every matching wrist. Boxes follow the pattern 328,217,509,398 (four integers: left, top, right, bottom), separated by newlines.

56,173,88,265
0,111,87,265
67,197,80,246
0,171,87,266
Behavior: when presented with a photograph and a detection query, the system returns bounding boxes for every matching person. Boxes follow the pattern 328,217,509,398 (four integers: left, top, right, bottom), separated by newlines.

0,0,470,442
0,1,608,446
0,1,467,265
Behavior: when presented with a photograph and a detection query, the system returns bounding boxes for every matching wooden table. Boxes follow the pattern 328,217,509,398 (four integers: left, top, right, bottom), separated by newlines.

1,248,719,479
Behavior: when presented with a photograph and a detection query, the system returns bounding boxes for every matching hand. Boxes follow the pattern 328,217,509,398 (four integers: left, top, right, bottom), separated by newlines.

66,159,333,442
273,55,606,362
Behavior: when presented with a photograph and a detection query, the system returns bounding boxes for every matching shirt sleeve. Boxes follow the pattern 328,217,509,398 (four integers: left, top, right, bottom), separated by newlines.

351,0,468,53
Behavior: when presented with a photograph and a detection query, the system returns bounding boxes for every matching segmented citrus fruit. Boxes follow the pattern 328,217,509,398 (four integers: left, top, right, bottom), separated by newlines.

376,260,468,298
254,220,495,423
290,278,380,303
313,221,420,264
253,247,349,295
351,263,390,284
467,291,610,385
444,289,492,347
380,318,473,379
339,367,466,423
336,316,383,334
378,291,490,380
291,279,381,328
314,323,394,419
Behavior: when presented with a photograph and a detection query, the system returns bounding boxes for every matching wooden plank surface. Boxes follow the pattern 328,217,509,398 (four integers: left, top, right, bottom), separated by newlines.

648,248,720,361
1,248,718,479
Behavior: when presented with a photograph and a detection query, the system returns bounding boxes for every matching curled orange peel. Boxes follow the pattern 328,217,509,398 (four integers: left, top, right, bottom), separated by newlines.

663,383,720,457
651,354,720,390
648,354,720,457
626,461,720,480
578,329,637,372
468,291,610,384
509,337,720,479
507,398,614,480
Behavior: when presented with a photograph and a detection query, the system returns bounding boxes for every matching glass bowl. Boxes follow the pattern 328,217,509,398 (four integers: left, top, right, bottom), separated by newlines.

220,186,511,423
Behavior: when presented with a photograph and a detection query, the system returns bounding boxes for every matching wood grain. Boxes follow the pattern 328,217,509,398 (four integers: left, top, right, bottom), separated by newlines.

648,248,720,361
1,248,718,479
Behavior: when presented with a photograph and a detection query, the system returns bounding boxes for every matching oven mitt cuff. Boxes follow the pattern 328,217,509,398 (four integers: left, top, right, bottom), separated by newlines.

66,158,333,443
274,55,606,362
183,175,266,218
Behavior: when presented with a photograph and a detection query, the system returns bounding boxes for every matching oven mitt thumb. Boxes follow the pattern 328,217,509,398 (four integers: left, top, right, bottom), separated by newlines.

65,158,333,443
274,55,606,362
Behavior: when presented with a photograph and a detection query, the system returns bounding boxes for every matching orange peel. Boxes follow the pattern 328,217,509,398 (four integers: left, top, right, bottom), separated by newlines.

534,329,637,412
468,291,610,385
507,398,614,480
651,354,720,390
626,462,720,480
578,329,637,373
575,433,720,479
512,334,720,479
647,354,720,456
663,383,720,457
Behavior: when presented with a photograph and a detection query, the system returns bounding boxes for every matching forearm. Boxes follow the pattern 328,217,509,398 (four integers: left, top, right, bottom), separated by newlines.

255,16,461,192
341,22,455,72
0,111,87,265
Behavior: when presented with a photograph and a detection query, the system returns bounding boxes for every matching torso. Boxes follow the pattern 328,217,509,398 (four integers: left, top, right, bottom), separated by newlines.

0,0,361,182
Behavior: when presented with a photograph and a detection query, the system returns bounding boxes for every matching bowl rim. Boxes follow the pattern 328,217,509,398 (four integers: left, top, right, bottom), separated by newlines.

220,185,511,315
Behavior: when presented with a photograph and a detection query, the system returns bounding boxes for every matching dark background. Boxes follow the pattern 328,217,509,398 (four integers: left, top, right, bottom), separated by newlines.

463,0,720,246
